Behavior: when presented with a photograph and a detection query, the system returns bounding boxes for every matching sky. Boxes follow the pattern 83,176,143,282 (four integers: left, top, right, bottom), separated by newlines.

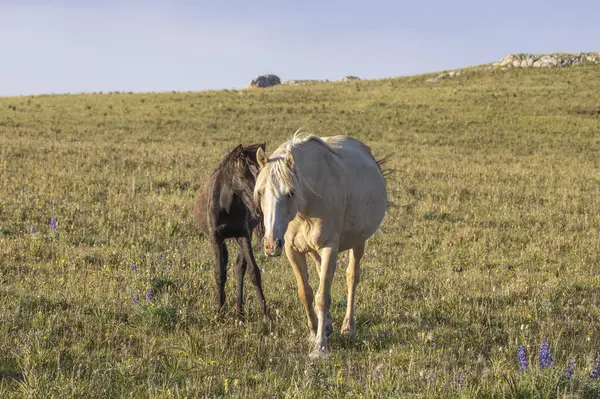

1,0,598,96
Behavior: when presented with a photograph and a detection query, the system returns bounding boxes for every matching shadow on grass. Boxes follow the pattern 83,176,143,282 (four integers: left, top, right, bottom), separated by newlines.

0,358,23,383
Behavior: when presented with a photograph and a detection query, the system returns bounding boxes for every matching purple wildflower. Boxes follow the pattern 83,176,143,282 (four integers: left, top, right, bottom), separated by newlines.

132,292,140,304
146,288,153,302
539,339,554,369
29,225,35,234
158,253,163,262
517,345,529,373
564,360,575,379
131,261,137,271
50,218,57,230
590,359,600,379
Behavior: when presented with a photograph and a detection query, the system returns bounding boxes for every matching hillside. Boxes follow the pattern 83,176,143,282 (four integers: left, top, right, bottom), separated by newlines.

1,64,600,397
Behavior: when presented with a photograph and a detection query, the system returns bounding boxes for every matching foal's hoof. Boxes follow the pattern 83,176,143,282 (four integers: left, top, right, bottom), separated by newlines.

325,322,334,337
215,308,227,321
235,308,245,320
309,347,331,360
262,305,274,322
261,312,273,324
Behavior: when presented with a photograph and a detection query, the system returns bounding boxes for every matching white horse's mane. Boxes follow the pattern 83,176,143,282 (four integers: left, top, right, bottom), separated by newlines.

254,130,339,204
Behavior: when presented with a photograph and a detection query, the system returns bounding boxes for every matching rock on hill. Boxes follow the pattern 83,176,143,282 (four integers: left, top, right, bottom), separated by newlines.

245,74,281,89
494,52,600,68
426,52,600,83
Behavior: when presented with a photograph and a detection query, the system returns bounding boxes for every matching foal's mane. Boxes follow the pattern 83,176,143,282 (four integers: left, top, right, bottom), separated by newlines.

211,143,263,178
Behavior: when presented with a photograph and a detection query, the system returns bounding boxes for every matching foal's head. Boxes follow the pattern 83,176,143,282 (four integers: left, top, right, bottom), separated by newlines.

253,146,304,257
219,143,265,219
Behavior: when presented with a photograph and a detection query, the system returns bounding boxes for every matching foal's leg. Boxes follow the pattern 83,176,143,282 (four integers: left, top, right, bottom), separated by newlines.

341,242,365,336
234,249,247,318
237,235,268,318
311,245,339,360
286,246,318,334
212,237,228,313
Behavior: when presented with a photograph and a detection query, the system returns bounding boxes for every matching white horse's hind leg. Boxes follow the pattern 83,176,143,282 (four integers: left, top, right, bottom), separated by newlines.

286,246,318,335
341,242,365,336
311,246,338,360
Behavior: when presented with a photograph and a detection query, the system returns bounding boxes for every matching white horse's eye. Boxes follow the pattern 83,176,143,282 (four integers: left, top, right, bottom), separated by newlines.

286,190,295,199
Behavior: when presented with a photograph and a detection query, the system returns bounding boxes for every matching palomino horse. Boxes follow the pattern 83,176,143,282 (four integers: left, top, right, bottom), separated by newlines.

253,134,389,359
194,144,268,319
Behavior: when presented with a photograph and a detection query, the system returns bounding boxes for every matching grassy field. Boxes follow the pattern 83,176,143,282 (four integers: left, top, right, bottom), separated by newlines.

1,65,600,398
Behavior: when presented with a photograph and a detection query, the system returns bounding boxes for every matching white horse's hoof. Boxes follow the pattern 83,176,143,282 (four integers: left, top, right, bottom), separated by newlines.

309,348,330,360
341,325,355,337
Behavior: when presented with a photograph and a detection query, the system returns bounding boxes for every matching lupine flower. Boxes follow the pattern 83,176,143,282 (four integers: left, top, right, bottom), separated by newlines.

132,292,140,304
131,262,137,271
539,339,554,369
158,254,163,262
590,359,600,379
146,289,153,302
517,345,529,372
29,225,35,234
50,218,57,230
564,360,575,379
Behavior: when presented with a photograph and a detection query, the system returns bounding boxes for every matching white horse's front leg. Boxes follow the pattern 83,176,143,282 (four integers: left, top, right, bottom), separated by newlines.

310,246,338,360
309,252,333,328
285,245,318,334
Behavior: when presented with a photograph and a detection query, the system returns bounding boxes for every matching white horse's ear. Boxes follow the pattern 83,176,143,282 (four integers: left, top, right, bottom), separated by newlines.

285,152,295,168
256,147,268,169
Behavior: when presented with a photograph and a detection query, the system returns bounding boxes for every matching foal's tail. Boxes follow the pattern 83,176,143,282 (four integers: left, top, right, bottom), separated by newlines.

375,152,398,210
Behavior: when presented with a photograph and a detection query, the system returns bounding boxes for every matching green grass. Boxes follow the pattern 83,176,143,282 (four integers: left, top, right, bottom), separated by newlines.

1,65,600,398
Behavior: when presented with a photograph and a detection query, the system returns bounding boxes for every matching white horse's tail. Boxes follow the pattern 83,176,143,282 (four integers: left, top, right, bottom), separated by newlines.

375,152,397,210
376,152,396,179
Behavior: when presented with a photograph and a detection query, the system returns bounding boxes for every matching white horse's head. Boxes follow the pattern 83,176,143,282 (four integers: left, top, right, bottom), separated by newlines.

253,145,304,257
